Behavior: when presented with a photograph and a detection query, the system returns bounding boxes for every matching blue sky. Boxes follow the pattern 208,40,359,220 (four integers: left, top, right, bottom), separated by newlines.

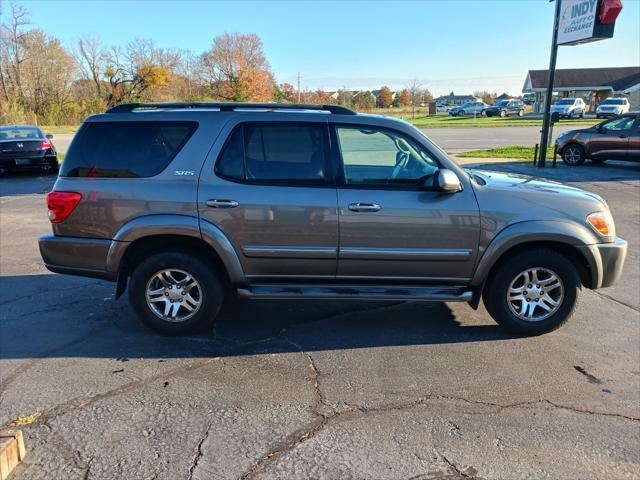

12,0,640,96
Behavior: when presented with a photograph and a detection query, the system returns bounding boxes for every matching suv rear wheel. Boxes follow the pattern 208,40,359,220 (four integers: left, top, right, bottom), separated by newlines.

483,249,580,335
128,251,224,335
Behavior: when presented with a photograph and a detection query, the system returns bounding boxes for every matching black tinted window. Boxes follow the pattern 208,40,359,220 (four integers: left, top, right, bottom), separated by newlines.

216,123,327,183
61,121,197,178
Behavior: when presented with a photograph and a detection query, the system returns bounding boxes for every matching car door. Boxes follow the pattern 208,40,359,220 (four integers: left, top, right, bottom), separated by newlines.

625,114,640,161
198,118,338,279
331,123,480,282
588,115,635,160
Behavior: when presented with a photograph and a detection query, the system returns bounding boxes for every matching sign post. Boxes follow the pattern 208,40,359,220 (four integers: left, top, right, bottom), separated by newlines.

537,0,622,168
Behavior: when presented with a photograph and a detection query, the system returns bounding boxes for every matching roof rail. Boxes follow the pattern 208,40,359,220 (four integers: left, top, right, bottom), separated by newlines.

105,102,357,115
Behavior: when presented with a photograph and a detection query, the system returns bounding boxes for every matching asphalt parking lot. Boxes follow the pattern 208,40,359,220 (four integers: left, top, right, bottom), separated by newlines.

1,160,639,480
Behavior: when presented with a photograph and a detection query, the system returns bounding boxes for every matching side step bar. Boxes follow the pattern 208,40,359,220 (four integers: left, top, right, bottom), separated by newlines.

237,284,472,302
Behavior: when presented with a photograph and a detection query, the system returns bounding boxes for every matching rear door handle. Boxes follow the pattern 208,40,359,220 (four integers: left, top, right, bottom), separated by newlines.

206,199,239,208
348,202,381,213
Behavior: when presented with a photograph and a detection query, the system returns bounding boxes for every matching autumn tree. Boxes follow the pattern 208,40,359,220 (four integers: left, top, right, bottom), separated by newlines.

273,82,296,103
199,32,273,102
376,85,393,108
395,88,411,107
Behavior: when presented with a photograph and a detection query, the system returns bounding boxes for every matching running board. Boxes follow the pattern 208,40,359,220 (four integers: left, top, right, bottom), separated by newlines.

237,284,473,302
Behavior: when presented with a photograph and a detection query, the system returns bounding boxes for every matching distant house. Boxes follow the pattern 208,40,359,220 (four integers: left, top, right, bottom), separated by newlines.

434,94,479,106
495,93,516,102
522,66,640,112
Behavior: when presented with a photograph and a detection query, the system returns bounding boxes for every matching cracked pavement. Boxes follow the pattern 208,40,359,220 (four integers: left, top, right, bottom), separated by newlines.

1,161,639,480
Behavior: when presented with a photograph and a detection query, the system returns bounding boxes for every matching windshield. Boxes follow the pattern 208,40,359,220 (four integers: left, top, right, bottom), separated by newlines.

495,100,509,106
556,99,575,105
602,99,625,105
0,126,43,141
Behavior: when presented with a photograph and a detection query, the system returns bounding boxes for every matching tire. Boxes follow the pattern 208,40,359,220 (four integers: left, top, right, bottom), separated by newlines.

518,109,524,117
458,110,465,117
128,250,224,335
500,110,507,118
46,158,59,175
580,111,584,118
561,143,586,166
481,109,486,117
482,249,580,335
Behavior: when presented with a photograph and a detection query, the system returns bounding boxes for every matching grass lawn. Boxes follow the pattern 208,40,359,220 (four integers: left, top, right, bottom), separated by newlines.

40,125,79,134
457,145,541,159
400,114,598,128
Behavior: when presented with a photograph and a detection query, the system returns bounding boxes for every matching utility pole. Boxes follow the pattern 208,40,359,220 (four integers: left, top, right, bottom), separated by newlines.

297,72,301,103
538,0,562,168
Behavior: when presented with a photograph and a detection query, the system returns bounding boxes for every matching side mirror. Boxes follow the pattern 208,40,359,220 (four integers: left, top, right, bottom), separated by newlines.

46,134,53,139
435,169,462,193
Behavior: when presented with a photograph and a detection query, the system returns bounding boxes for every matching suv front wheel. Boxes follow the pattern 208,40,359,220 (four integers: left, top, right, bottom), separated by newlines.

128,251,224,335
483,249,580,335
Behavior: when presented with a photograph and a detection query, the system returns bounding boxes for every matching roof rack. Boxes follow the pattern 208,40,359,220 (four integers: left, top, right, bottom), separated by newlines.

105,102,357,115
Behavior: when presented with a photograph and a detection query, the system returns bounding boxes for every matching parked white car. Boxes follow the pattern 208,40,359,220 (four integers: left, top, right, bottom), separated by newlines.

550,98,586,119
596,97,630,118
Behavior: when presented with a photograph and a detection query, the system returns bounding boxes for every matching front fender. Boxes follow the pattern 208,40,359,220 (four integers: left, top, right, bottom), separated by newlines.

471,219,601,287
106,214,245,284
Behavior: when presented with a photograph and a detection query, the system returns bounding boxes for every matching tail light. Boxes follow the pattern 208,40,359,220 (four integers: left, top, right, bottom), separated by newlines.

40,140,52,150
47,191,82,223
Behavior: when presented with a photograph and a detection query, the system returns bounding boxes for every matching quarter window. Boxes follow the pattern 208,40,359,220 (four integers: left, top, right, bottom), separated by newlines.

335,126,440,188
216,123,327,183
60,121,197,178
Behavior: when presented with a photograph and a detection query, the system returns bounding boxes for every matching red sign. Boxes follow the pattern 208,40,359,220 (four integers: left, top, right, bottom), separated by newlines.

599,0,623,25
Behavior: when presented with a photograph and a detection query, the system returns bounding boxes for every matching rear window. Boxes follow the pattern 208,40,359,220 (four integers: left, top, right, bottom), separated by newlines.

0,127,43,140
60,121,197,178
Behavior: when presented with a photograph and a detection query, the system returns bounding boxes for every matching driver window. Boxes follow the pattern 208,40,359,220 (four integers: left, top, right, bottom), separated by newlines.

601,116,635,131
336,126,439,187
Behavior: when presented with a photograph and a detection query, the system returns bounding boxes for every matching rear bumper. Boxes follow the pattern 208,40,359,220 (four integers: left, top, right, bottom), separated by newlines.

577,237,627,289
38,234,116,281
0,154,56,170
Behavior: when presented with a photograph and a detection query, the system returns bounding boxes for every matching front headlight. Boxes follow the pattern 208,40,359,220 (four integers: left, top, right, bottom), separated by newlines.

587,211,616,238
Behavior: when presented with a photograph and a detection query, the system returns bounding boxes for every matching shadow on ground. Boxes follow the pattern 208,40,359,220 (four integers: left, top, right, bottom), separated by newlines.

0,273,514,362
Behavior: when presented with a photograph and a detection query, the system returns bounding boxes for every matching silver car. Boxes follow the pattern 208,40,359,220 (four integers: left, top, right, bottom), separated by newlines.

550,98,586,118
448,101,488,117
39,102,627,336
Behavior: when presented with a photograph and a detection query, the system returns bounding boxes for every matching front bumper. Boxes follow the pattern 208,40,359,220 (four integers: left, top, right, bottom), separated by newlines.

39,234,116,281
576,237,627,289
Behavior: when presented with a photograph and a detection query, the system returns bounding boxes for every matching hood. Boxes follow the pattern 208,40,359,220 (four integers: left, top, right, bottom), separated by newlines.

550,104,572,111
471,169,604,202
468,168,608,224
486,105,502,110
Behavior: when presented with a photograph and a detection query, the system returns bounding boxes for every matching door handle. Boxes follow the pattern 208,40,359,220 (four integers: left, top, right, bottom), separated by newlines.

206,199,239,208
348,202,381,213
618,135,627,139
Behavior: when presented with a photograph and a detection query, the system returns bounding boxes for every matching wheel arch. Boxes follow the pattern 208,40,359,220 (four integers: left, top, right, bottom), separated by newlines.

107,214,245,298
468,220,600,308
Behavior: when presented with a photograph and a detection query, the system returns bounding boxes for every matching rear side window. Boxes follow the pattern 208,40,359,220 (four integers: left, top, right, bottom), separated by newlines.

61,121,197,178
216,123,327,183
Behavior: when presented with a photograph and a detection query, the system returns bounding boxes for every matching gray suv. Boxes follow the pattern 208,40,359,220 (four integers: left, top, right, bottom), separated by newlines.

39,103,627,336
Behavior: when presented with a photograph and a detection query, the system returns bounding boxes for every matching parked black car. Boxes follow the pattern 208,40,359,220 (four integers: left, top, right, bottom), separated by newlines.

485,100,525,118
556,112,640,166
0,125,58,174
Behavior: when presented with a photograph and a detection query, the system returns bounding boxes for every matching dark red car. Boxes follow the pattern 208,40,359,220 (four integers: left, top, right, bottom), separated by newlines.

556,112,640,166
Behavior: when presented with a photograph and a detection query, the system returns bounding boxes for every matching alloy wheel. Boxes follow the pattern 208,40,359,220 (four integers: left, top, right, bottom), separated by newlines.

507,268,564,322
563,146,582,165
145,268,203,322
